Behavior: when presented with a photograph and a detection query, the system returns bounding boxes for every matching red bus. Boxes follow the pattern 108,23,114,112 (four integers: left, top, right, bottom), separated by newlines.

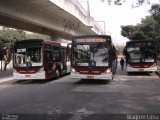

13,39,71,80
123,40,157,74
71,35,117,80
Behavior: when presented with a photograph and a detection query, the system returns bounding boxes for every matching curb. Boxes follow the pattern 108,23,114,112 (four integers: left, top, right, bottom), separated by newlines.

0,77,13,83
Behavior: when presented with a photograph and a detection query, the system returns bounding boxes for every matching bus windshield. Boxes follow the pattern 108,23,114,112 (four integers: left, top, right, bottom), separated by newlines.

14,47,42,67
127,42,155,63
72,43,109,67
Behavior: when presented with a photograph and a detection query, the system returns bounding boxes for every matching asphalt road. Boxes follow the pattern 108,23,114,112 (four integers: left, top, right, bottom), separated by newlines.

0,64,160,120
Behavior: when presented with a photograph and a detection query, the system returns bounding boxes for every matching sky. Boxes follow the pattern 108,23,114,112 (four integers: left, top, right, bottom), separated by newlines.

80,0,159,46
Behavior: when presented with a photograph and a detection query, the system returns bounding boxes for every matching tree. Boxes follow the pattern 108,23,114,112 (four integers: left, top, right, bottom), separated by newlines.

121,25,135,39
132,31,145,40
120,3,160,49
3,43,13,71
149,4,160,16
0,41,4,71
0,41,4,61
0,28,26,71
101,0,151,7
0,29,26,43
121,15,156,41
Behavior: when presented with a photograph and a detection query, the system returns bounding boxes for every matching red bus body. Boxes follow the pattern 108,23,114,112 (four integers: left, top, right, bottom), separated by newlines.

71,35,117,80
13,39,70,80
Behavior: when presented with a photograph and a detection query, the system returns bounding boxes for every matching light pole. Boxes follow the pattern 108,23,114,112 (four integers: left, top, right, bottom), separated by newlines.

87,0,90,17
96,21,106,34
78,0,90,17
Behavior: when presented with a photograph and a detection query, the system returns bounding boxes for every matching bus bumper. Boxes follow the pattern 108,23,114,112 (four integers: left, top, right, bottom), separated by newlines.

127,65,157,72
13,71,46,80
71,72,113,80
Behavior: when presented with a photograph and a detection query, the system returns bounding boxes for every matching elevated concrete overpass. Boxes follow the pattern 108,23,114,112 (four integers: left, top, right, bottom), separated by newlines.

0,0,104,40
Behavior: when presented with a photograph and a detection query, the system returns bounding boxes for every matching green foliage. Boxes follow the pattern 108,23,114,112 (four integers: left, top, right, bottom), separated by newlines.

0,28,50,44
0,29,26,43
0,41,4,60
149,4,160,15
101,0,150,7
121,25,135,39
120,3,160,49
132,31,145,40
121,3,160,43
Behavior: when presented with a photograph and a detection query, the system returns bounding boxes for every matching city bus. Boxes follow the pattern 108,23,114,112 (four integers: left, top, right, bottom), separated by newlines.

71,35,117,80
13,39,71,80
123,40,157,74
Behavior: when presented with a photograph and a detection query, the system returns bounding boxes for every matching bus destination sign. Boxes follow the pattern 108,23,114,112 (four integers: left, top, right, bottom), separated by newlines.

75,38,107,43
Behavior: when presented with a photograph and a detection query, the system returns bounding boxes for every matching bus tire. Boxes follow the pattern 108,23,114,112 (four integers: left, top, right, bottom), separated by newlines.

56,69,60,79
127,72,131,75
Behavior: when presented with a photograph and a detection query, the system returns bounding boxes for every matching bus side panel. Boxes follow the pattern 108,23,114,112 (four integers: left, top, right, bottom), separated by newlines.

45,70,56,79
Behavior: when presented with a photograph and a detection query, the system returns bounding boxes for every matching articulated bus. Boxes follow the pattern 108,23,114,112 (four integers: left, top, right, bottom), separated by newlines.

13,39,71,80
123,40,157,74
71,35,117,80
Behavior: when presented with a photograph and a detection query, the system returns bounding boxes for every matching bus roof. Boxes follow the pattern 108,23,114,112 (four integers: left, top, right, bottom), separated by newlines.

14,39,62,47
15,39,44,43
44,40,61,47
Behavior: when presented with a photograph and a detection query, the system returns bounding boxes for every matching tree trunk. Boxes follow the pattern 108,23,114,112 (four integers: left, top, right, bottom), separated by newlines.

0,60,2,71
3,62,7,71
3,60,11,71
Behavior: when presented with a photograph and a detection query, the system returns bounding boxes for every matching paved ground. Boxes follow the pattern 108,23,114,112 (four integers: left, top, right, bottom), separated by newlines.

0,69,13,83
0,64,160,120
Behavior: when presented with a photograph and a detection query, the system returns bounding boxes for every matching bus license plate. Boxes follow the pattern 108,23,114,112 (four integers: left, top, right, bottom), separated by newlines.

87,76,94,79
25,75,31,77
139,69,144,71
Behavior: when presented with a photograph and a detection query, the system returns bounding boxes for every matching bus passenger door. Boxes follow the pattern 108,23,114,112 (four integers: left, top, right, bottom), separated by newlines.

44,51,53,73
61,48,67,74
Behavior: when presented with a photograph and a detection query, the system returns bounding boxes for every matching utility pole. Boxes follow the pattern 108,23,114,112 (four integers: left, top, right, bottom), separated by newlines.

87,0,90,17
78,0,90,17
96,21,106,34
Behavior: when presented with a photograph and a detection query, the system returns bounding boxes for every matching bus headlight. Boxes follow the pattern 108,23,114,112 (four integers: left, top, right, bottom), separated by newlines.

106,68,111,73
71,68,75,72
71,68,77,73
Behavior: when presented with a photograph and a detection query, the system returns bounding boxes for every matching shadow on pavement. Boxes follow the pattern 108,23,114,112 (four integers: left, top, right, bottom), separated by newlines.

127,72,151,76
74,79,112,85
13,78,56,85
